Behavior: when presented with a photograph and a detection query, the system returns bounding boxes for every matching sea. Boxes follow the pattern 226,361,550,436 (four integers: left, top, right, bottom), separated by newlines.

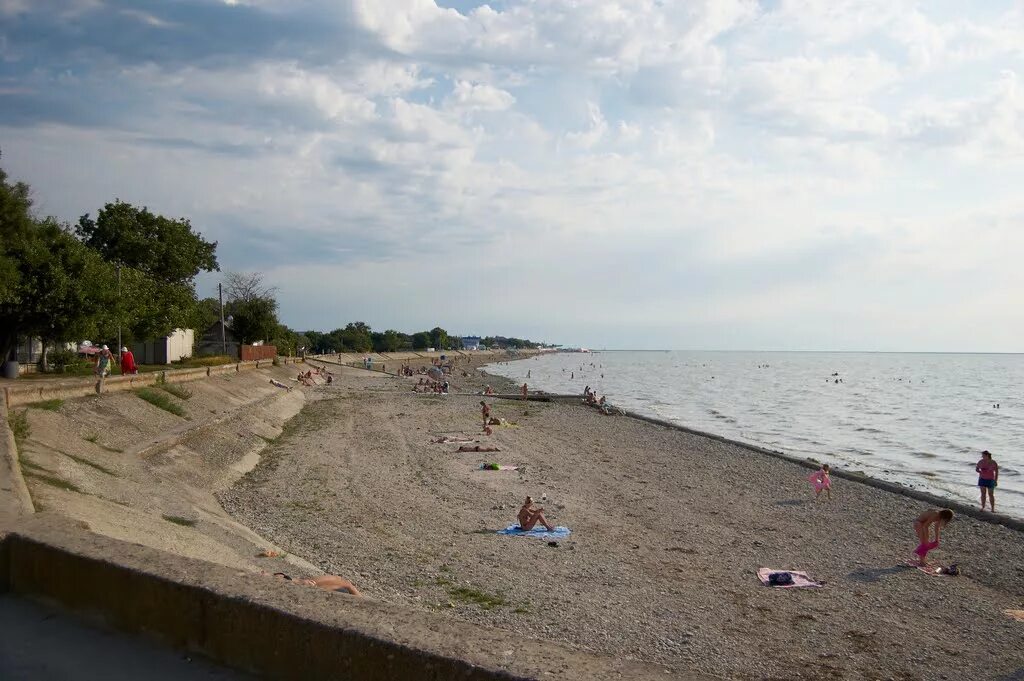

484,351,1023,519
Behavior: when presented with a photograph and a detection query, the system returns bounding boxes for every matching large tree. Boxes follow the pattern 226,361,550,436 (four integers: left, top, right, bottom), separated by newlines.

1,164,117,364
76,200,218,341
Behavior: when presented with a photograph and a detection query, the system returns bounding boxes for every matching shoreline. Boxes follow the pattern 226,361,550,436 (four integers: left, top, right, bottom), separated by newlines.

480,355,1024,525
222,361,1024,680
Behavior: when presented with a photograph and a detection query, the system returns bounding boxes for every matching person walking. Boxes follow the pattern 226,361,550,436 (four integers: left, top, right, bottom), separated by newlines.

119,346,137,375
95,345,113,393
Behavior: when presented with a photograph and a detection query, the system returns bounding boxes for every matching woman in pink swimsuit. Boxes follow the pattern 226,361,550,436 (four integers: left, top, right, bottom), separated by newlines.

807,464,832,501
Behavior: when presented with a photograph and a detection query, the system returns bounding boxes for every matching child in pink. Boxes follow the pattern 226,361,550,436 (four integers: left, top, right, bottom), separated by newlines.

808,464,832,501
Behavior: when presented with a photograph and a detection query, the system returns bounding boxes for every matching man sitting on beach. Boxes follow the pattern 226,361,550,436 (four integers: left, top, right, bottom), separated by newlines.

518,496,555,532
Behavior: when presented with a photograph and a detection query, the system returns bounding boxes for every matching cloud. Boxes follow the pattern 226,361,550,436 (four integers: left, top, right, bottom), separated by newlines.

1,0,1023,350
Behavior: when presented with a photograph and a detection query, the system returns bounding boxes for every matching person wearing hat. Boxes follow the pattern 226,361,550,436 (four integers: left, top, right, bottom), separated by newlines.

976,450,999,512
95,345,113,378
120,346,137,375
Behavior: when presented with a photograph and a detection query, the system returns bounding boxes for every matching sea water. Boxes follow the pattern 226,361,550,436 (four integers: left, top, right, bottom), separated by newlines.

485,351,1023,519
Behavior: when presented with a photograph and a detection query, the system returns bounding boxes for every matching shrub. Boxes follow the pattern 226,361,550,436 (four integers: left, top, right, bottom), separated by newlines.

158,383,192,400
9,410,30,443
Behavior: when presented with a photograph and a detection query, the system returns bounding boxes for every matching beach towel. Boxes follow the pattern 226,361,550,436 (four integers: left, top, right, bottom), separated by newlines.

478,463,517,470
757,568,822,588
904,560,958,576
497,525,571,539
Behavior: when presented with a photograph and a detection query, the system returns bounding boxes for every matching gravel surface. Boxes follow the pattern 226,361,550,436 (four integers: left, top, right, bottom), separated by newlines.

220,358,1024,680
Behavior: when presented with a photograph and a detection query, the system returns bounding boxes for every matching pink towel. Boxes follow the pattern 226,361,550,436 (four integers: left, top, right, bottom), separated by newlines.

757,568,822,588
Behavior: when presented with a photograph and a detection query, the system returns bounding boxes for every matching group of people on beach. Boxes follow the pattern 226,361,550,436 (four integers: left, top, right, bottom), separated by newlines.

806,448,999,567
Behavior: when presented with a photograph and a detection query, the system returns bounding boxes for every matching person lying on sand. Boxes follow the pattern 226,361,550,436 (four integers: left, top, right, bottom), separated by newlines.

272,572,362,596
457,445,501,452
518,496,555,531
431,436,475,444
912,508,954,566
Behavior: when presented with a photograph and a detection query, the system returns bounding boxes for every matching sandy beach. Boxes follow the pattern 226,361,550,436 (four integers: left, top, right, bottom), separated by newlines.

220,356,1024,681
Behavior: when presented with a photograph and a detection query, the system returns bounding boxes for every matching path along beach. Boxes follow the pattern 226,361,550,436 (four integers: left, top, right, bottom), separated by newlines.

220,356,1024,681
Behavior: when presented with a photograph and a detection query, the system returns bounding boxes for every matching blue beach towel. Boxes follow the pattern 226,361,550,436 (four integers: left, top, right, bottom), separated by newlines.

496,524,571,539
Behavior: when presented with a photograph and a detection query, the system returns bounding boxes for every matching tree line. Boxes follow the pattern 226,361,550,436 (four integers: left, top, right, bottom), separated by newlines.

298,325,543,354
1,158,544,369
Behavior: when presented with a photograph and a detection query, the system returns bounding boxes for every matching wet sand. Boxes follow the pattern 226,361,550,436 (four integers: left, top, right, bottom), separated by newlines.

221,357,1024,680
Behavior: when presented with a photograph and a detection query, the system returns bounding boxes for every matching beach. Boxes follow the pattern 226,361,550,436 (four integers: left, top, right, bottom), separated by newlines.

221,357,1024,681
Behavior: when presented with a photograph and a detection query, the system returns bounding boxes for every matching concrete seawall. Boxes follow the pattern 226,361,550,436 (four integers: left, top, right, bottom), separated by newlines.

3,357,305,409
0,518,688,681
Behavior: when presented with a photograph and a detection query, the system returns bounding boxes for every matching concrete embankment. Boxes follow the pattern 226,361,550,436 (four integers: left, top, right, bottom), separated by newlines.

0,359,687,681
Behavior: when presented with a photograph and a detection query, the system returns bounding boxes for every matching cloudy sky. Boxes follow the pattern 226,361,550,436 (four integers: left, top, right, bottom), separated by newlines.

2,1,1022,351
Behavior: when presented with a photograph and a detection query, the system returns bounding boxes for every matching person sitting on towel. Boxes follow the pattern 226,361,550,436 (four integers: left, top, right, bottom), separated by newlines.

518,496,555,532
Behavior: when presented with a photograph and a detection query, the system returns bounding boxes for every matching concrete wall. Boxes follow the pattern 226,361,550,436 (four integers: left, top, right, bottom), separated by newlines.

240,345,277,362
0,519,675,681
3,358,304,409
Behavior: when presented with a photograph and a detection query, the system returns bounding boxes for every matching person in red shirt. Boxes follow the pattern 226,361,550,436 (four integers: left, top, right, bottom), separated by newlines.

119,347,137,375
976,450,999,512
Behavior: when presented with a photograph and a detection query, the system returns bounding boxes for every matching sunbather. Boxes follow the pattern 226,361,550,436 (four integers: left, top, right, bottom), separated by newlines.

457,445,501,452
518,496,555,531
272,572,361,596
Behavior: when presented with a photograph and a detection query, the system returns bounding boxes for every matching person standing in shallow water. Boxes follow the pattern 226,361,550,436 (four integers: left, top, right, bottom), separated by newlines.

976,450,999,512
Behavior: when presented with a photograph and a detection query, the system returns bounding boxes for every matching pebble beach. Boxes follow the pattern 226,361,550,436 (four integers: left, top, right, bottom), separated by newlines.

220,356,1024,680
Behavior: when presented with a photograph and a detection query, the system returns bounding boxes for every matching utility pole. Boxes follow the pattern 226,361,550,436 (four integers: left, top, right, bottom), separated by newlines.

117,263,122,361
219,282,226,355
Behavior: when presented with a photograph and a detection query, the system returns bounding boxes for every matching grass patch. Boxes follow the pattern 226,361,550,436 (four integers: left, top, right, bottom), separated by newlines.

23,470,82,493
9,410,30,443
28,398,64,411
157,382,193,400
513,604,532,614
161,514,197,527
136,387,188,418
61,451,120,477
81,433,124,452
449,585,506,610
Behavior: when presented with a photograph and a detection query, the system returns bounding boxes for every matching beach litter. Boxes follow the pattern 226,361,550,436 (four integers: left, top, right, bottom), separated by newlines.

479,463,517,470
757,568,822,588
497,525,571,540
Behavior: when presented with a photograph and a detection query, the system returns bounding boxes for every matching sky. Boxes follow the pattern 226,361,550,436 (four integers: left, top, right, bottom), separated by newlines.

1,0,1023,351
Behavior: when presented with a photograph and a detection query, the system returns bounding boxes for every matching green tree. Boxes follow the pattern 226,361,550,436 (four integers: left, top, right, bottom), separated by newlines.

341,322,372,352
429,326,449,350
411,331,431,350
0,164,117,366
230,297,279,345
76,201,218,340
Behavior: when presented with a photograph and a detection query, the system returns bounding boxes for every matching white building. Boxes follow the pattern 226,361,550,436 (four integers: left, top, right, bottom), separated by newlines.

132,328,194,365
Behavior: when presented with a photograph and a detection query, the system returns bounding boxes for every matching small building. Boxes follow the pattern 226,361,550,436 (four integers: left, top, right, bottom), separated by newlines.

461,336,481,351
195,320,239,358
132,328,194,365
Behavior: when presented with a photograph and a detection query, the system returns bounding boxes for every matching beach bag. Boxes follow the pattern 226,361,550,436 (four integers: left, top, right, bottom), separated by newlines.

768,571,794,586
